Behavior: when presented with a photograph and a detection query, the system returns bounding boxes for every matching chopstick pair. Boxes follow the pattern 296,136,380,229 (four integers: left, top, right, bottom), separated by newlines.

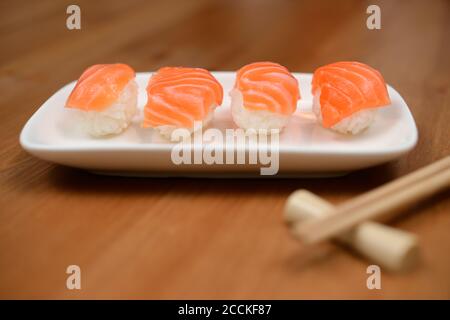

292,156,450,244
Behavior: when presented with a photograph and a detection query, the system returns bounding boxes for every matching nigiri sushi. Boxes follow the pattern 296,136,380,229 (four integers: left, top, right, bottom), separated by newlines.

230,62,300,131
143,67,223,138
311,61,391,134
65,63,138,137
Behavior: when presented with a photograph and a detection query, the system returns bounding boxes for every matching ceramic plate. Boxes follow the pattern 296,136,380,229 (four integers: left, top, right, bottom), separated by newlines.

20,72,418,177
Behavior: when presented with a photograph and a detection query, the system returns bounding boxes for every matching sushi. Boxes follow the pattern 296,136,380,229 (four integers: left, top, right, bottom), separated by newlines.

143,67,223,138
311,61,391,134
230,62,300,131
65,63,138,137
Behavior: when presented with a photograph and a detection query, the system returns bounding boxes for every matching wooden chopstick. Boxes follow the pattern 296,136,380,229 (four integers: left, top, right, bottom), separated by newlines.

294,156,450,244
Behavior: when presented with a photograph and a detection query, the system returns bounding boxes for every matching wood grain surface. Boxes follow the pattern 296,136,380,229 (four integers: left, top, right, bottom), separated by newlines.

1,0,449,299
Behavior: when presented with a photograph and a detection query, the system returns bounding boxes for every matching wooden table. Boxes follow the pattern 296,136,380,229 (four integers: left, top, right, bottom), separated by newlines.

1,0,449,299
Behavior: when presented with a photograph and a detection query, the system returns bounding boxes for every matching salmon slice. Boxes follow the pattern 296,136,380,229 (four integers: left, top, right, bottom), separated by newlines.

66,64,135,111
235,62,300,115
143,67,223,128
312,61,391,127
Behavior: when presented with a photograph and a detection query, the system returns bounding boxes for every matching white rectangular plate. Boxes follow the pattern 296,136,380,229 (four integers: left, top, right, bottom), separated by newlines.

20,72,417,177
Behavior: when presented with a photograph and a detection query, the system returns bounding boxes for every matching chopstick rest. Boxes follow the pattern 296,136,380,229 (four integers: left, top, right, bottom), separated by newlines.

284,190,419,271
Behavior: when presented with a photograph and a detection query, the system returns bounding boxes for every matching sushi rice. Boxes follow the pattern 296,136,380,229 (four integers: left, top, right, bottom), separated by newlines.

230,89,290,131
312,90,376,135
153,105,215,140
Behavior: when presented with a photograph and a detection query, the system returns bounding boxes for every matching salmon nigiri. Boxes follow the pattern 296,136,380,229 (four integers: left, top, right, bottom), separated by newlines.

65,63,138,136
143,67,223,138
311,61,391,134
230,61,300,131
